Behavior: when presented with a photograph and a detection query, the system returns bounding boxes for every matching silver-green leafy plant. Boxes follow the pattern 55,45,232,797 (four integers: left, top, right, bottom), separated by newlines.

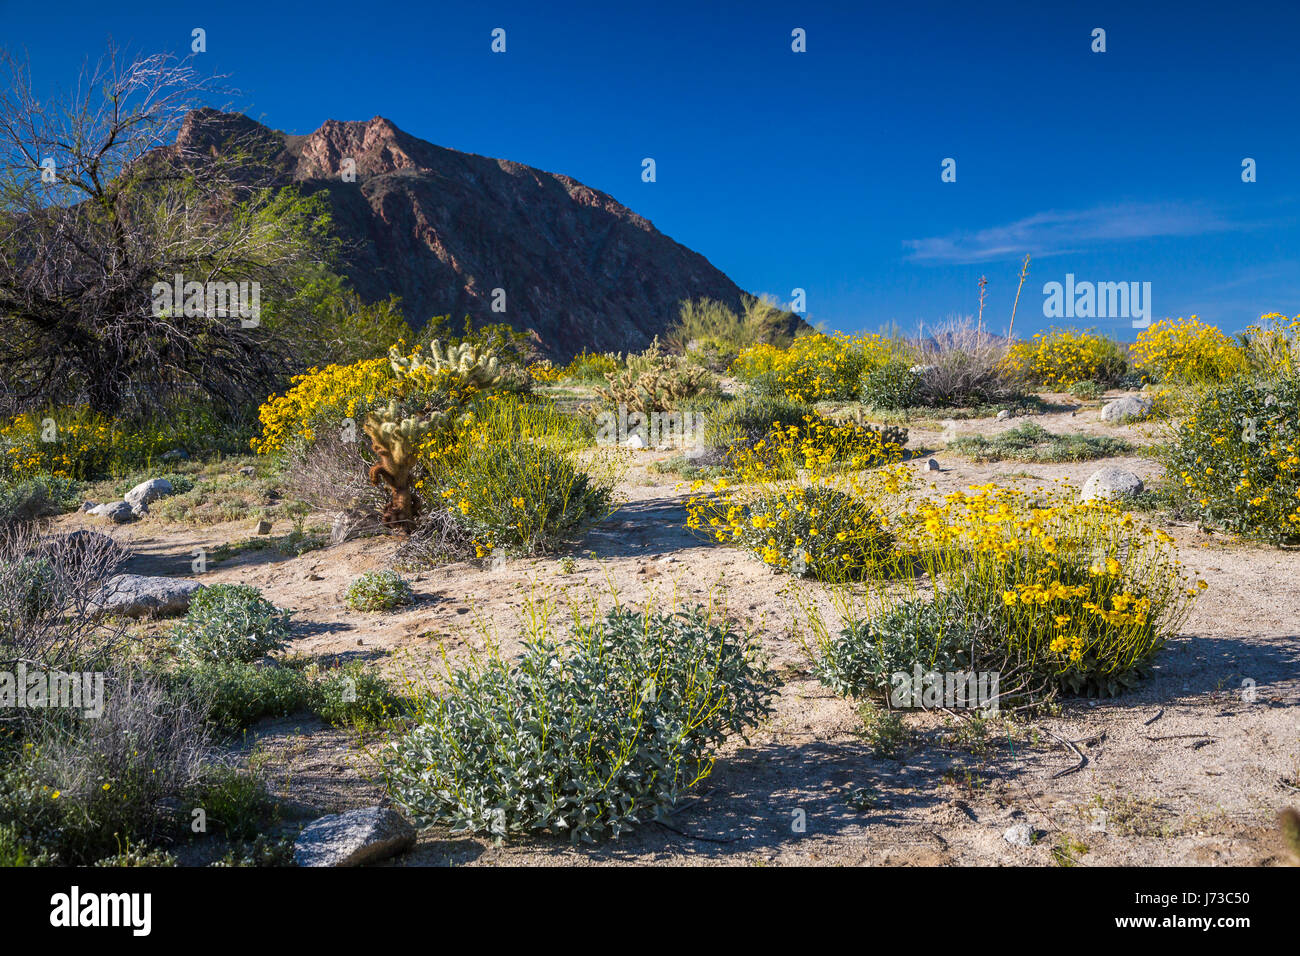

381,607,774,842
344,570,414,612
172,584,291,664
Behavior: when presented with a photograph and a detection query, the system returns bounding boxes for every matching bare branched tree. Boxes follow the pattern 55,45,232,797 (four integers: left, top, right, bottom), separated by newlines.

0,42,335,416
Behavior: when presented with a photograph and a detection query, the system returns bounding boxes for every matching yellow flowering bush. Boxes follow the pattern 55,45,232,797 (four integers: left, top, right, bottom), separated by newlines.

1132,316,1249,384
1003,328,1128,389
731,333,898,402
686,418,910,579
1166,374,1300,543
425,396,617,556
1244,312,1300,378
252,356,397,455
1,404,245,481
903,482,1202,695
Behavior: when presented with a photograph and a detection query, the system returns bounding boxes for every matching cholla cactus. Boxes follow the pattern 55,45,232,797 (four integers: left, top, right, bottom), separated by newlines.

363,400,449,531
596,338,711,413
390,340,502,389
365,341,504,531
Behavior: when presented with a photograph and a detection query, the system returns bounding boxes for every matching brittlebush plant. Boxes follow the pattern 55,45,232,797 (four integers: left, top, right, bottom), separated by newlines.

421,395,620,556
1132,316,1249,385
1003,328,1128,389
901,482,1203,696
731,332,899,403
1167,374,1300,543
686,418,910,579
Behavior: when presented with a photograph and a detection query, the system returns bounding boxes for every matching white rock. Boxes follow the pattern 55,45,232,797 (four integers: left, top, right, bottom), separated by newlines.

294,806,416,867
1003,823,1037,847
124,478,174,510
1082,467,1145,502
925,458,940,472
159,448,189,462
88,574,203,618
88,501,136,523
1101,395,1153,423
626,432,645,449
996,410,1011,421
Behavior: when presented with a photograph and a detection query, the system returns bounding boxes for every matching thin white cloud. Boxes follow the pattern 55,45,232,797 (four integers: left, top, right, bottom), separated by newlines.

904,202,1242,264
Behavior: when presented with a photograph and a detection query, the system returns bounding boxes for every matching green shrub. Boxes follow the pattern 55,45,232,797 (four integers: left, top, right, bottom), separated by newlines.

445,440,614,555
699,393,812,452
172,584,292,664
1166,374,1300,543
1066,380,1105,399
729,484,895,580
813,599,968,699
175,660,316,733
0,474,80,524
174,658,402,734
948,422,1133,463
344,570,414,611
312,661,404,728
382,607,775,842
861,361,922,410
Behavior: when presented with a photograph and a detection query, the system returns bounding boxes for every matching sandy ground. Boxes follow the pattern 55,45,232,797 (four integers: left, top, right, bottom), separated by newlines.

57,393,1300,866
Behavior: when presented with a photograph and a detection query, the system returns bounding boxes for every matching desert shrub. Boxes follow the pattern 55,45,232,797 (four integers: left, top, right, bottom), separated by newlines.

560,350,622,384
668,295,801,369
699,393,813,452
720,484,895,580
1166,374,1300,543
1003,329,1128,389
687,420,911,579
813,598,969,699
903,484,1202,697
195,764,278,841
1133,317,1249,384
382,606,775,842
527,359,563,383
344,570,414,611
1066,380,1105,399
0,474,80,524
92,843,179,867
0,672,214,865
174,659,317,734
948,422,1133,462
1242,312,1300,378
440,441,613,556
861,361,922,409
595,338,716,412
910,320,1021,406
173,656,400,735
312,661,404,728
732,332,897,403
172,584,292,664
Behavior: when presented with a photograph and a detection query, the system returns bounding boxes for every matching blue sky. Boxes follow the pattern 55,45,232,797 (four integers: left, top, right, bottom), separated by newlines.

5,0,1298,339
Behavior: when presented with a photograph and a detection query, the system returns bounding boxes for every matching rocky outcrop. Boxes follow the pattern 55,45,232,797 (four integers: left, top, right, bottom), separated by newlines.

171,109,805,359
